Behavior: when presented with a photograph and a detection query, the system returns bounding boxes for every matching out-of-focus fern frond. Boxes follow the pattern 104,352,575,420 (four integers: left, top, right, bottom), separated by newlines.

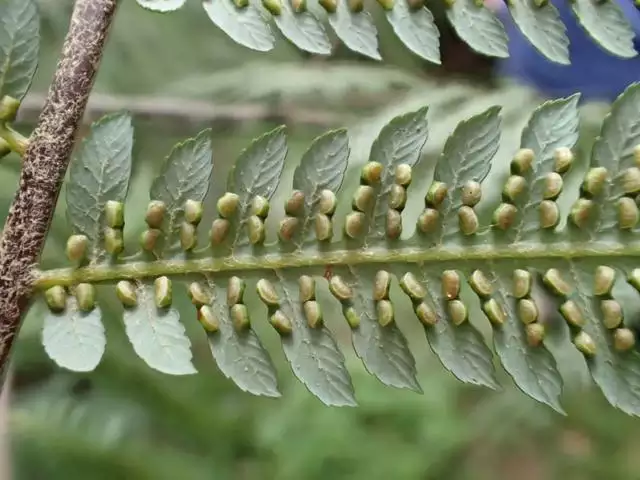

136,0,638,65
158,61,425,104
11,382,213,480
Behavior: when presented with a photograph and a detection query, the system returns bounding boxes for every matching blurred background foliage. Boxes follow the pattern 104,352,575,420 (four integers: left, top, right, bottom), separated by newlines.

2,0,639,479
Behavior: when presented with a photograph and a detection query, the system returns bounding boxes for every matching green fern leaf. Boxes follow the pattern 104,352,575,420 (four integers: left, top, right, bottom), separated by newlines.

0,0,39,100
564,261,640,416
507,0,569,65
588,84,640,235
229,125,287,200
137,0,636,64
428,105,501,242
202,0,275,52
202,276,281,397
273,2,332,55
276,129,356,404
271,271,357,406
123,283,196,375
398,265,499,389
408,106,502,389
66,113,134,261
291,129,349,246
136,0,186,12
225,125,287,251
293,129,349,204
445,0,508,58
42,298,105,373
359,106,429,244
149,129,213,254
490,266,564,413
508,94,580,243
327,1,380,60
571,0,636,58
44,113,133,373
385,0,440,64
338,266,420,392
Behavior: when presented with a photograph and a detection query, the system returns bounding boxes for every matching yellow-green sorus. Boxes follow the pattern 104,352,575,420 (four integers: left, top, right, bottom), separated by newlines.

344,211,365,239
256,278,280,307
284,190,305,217
492,203,517,230
458,206,479,235
460,180,482,207
512,269,532,299
593,265,616,296
116,281,138,308
399,272,426,301
416,208,439,233
360,161,383,184
510,148,534,175
386,209,403,239
216,193,239,219
543,268,573,297
468,270,493,299
66,234,88,262
198,305,220,333
45,285,66,313
298,275,316,302
227,276,245,306
373,270,392,301
154,276,172,309
329,276,353,302
314,213,333,241
425,182,448,208
145,200,166,228
104,200,125,228
184,199,203,225
448,299,468,325
75,283,96,312
210,219,230,245
442,270,461,300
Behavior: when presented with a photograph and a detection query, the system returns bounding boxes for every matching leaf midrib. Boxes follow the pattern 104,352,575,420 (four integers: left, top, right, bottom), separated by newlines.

34,239,640,288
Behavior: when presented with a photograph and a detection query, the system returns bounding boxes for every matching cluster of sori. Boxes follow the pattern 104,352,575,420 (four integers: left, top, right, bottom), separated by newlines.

569,146,640,230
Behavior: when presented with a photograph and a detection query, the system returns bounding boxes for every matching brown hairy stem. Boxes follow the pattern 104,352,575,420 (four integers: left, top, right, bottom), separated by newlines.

0,0,120,388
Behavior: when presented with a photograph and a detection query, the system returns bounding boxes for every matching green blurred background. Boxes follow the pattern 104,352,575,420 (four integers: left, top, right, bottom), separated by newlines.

2,1,639,479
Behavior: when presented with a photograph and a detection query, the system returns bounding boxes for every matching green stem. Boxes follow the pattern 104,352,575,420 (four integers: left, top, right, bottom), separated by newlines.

0,125,28,157
33,241,640,290
0,138,10,159
0,97,20,122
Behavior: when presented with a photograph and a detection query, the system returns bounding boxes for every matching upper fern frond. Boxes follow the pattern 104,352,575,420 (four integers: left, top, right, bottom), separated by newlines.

32,82,640,417
136,0,638,65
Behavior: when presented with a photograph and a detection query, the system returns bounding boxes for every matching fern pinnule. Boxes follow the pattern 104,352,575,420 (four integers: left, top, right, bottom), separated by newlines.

136,0,637,68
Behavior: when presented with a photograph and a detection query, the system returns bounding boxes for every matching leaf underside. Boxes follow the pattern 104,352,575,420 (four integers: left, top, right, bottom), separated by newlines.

43,299,105,373
204,276,281,397
66,113,134,261
39,83,640,417
123,284,197,376
133,0,637,63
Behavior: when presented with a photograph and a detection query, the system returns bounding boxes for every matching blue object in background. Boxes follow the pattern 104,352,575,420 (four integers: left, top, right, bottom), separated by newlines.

495,1,640,102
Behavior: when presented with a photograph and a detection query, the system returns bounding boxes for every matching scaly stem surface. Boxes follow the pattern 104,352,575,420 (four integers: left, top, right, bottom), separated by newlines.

0,0,121,388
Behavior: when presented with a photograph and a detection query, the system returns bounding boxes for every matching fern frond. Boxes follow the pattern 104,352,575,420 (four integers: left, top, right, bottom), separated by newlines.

134,0,638,64
158,61,424,104
33,82,640,416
